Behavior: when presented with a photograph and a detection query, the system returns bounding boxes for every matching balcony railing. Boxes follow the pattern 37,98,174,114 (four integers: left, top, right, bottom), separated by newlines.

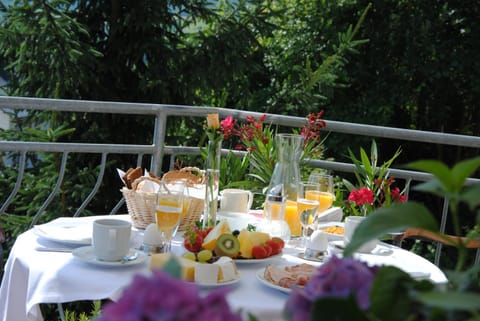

1,96,479,266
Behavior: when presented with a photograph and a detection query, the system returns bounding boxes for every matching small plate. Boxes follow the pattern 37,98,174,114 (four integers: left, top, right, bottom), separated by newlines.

316,222,344,241
256,267,291,294
234,253,282,264
196,274,241,288
72,246,148,267
33,221,92,245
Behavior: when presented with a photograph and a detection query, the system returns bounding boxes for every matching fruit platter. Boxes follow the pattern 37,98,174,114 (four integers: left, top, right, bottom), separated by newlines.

182,220,285,262
149,220,285,286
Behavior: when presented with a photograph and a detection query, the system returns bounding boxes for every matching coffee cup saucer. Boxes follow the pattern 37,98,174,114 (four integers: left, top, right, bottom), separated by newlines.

72,246,148,267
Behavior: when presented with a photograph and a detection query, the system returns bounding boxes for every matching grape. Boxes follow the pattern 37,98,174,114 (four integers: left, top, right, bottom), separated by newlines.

182,252,196,261
197,249,213,263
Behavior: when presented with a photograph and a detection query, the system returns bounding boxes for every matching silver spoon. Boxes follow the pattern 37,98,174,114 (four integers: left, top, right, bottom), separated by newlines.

121,251,139,264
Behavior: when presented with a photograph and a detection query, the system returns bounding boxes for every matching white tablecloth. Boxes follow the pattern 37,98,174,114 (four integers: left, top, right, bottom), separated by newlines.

0,215,447,321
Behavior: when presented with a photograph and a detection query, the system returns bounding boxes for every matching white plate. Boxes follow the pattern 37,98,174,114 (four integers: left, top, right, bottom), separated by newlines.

196,274,241,288
216,212,261,231
33,220,92,245
72,246,148,267
234,253,282,264
256,267,291,294
316,222,344,241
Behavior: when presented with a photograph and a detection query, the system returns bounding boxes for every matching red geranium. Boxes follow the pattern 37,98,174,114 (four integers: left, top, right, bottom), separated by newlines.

348,187,375,206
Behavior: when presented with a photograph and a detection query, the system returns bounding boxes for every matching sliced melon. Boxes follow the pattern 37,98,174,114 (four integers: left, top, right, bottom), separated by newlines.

150,253,198,281
202,220,231,251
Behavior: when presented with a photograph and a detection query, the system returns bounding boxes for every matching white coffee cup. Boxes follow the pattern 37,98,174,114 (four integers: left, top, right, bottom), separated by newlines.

219,188,253,213
92,219,132,261
344,216,377,253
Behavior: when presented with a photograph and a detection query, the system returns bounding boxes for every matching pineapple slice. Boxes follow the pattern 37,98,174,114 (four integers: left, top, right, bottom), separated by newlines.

237,229,271,258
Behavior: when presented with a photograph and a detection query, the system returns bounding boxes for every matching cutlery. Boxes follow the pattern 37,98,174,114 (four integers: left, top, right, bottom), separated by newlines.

35,246,75,253
121,251,139,264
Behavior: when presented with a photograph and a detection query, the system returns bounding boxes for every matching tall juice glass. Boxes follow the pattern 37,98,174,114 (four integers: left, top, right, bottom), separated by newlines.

155,180,186,252
298,182,320,247
308,173,334,215
285,200,302,237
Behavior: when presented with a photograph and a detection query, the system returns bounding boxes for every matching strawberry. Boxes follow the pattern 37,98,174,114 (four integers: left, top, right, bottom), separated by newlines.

202,226,214,238
266,239,281,255
264,243,273,257
252,245,267,259
271,237,285,250
183,227,204,253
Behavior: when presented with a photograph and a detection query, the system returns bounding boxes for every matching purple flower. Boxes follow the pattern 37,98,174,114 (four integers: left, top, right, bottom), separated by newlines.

284,256,379,321
98,270,242,321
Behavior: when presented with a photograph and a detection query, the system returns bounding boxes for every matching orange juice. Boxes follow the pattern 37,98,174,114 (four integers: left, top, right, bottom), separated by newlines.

284,200,302,237
155,198,182,238
306,190,334,213
297,198,319,226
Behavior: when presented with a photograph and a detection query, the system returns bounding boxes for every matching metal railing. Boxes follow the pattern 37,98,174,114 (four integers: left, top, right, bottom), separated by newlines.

1,96,479,266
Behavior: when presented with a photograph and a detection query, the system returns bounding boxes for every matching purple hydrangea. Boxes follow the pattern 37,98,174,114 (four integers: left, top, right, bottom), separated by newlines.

98,270,242,321
284,256,379,321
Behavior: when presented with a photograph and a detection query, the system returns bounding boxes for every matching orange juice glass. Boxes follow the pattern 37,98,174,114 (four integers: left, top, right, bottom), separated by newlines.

306,190,334,213
284,200,302,237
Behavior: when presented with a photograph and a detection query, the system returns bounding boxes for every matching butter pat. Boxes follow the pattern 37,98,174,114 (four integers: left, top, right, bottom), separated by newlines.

213,256,238,282
150,253,198,281
194,263,219,284
194,256,238,284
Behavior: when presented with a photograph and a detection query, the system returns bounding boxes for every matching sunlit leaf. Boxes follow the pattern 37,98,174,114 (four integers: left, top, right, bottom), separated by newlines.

417,291,480,310
343,202,438,257
451,157,480,192
406,160,453,192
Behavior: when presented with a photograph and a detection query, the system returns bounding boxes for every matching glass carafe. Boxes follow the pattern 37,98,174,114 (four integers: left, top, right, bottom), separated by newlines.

258,184,291,241
267,134,304,238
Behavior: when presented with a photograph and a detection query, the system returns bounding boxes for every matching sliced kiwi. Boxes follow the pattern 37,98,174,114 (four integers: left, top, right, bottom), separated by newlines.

214,233,240,258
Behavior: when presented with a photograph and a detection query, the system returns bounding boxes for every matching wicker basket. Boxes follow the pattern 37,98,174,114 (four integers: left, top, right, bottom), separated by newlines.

121,171,205,231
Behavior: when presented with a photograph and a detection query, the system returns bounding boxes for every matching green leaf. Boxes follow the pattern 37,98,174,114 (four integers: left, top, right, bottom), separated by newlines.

309,296,369,321
417,291,480,311
460,183,480,211
406,160,453,192
369,266,421,321
343,202,438,257
451,157,480,192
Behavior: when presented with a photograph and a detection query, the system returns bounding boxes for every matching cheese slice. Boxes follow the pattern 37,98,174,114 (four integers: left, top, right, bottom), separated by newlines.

194,263,219,284
150,253,198,281
213,256,238,282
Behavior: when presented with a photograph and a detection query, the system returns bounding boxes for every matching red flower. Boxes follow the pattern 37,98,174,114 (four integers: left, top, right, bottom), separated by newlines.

391,187,407,203
220,116,235,139
301,110,326,145
348,187,374,206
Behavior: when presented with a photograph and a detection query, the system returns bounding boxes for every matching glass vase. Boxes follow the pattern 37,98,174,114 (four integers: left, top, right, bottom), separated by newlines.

203,139,222,228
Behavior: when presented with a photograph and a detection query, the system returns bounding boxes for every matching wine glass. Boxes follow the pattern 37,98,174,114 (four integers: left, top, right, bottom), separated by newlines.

297,182,321,247
155,180,186,252
308,173,335,214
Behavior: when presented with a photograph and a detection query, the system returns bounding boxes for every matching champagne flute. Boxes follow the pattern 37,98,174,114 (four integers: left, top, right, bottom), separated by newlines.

297,182,320,247
155,180,186,252
308,173,335,214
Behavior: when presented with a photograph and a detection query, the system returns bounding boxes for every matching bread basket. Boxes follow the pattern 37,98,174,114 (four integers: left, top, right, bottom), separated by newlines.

121,168,205,230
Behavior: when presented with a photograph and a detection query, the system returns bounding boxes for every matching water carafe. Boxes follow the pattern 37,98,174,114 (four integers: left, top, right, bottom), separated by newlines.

267,133,304,238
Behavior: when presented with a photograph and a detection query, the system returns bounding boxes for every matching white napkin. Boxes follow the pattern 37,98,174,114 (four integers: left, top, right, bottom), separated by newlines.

34,224,92,244
317,207,343,222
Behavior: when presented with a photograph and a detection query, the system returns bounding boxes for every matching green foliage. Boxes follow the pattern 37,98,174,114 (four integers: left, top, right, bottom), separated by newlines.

344,157,480,321
64,301,101,321
327,0,480,164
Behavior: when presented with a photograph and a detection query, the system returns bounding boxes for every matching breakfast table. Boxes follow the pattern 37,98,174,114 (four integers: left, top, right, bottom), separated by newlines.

0,214,448,321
